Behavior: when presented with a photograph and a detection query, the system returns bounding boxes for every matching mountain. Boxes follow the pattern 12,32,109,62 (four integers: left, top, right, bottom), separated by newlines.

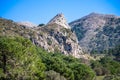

1,13,120,80
0,14,88,59
48,13,70,29
69,12,120,53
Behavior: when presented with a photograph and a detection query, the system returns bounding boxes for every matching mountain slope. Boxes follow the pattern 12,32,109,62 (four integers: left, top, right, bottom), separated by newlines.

69,13,120,53
0,15,87,59
33,23,86,58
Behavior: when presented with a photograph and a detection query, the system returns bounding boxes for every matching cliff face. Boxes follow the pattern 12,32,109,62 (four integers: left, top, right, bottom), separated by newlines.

69,13,120,53
32,23,85,58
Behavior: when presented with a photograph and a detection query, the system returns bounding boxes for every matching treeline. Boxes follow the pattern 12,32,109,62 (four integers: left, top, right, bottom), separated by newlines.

0,36,95,80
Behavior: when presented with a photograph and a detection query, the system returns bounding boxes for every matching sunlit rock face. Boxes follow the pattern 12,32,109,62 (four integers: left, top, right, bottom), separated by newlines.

48,13,70,29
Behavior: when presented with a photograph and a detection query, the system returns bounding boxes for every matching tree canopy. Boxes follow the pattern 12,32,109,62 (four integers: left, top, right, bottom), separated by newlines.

0,36,45,80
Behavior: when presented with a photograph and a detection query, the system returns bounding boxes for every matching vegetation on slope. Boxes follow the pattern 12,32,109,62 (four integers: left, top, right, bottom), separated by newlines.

37,47,95,80
0,36,95,80
0,36,45,80
91,25,120,52
0,36,120,80
90,45,120,80
70,13,120,53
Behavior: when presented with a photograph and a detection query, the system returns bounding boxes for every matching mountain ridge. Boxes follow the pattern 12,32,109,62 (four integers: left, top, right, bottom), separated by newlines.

69,12,120,53
1,12,120,55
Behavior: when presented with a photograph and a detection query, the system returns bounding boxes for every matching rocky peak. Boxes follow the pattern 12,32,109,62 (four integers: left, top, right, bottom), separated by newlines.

48,13,70,29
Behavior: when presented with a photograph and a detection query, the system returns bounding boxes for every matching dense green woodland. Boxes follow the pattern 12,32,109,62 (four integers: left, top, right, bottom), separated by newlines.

0,36,45,80
0,36,120,80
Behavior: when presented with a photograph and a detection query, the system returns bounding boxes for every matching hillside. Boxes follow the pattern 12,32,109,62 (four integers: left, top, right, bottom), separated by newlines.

0,14,87,59
0,36,96,80
69,12,120,53
0,13,120,80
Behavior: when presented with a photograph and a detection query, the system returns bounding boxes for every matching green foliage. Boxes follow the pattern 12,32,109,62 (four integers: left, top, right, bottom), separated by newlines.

91,56,120,77
0,36,46,80
68,63,95,80
0,36,95,80
90,44,120,79
37,47,95,80
1,29,119,80
100,57,120,75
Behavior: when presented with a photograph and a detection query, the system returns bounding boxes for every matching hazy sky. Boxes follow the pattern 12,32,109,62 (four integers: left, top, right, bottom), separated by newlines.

0,0,120,24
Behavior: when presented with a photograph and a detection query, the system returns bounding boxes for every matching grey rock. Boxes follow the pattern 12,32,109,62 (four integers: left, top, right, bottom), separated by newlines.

70,12,120,53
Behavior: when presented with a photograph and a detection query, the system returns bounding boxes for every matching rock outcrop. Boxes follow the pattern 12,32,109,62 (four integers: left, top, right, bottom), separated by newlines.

32,23,85,58
48,13,70,29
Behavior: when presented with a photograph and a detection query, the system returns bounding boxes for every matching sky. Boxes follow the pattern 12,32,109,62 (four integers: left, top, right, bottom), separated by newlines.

0,0,120,24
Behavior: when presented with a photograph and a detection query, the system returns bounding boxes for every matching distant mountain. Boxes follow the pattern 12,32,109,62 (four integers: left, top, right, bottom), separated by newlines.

0,14,88,59
69,12,120,53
